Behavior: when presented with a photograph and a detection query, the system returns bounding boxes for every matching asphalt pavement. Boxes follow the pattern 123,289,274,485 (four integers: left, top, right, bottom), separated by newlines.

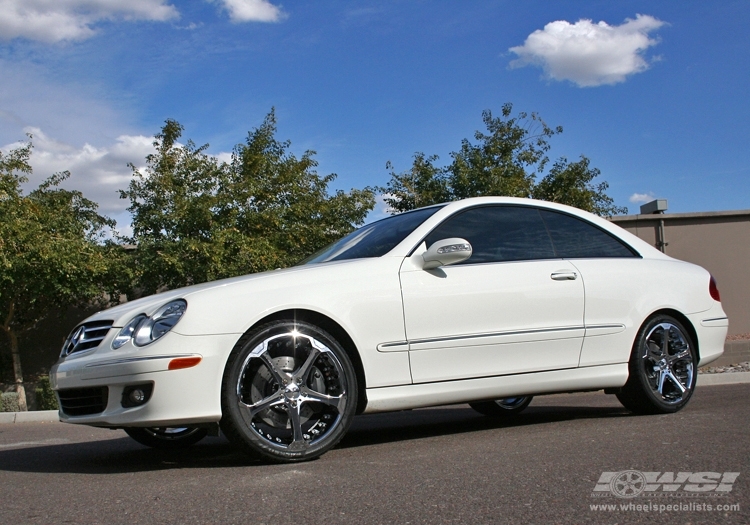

0,383,747,525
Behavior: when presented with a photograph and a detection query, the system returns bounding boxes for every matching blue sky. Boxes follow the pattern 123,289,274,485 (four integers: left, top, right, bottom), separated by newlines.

1,1,748,232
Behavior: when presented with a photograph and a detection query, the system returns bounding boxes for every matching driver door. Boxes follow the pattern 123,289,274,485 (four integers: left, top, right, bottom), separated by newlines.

399,205,585,383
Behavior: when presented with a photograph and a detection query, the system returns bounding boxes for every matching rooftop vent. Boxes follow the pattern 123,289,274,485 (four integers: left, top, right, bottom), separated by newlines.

640,199,668,215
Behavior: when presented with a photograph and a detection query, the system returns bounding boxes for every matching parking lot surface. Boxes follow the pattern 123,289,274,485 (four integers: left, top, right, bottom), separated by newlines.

0,384,747,524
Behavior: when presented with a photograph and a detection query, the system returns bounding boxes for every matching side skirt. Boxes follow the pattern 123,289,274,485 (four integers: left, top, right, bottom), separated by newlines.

363,363,628,413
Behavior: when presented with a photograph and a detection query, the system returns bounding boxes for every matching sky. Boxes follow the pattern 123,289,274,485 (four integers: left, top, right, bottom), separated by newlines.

1,0,748,234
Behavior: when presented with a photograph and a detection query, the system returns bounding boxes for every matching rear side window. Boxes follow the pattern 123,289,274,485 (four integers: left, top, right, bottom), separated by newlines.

424,206,556,264
539,210,637,258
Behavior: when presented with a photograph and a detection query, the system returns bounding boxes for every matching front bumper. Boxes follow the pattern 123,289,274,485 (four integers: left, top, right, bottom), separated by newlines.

51,332,239,427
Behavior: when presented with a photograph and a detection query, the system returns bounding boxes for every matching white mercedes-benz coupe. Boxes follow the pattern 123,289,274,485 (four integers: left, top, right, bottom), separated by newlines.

51,197,728,462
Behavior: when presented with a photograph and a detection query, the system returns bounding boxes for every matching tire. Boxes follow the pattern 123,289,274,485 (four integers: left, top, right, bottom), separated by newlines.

616,315,697,414
469,396,533,417
124,427,208,449
220,320,358,463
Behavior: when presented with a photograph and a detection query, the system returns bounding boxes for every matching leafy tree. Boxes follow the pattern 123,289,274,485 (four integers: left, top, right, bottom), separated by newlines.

382,153,450,214
0,141,121,410
532,156,627,216
448,105,560,200
122,110,375,295
382,104,627,217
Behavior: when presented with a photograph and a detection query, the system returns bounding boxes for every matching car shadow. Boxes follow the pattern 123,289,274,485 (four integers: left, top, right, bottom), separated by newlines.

0,403,631,475
0,434,253,474
340,403,630,449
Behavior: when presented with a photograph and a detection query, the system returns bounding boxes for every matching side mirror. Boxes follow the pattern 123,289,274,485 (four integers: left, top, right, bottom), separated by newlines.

421,238,472,270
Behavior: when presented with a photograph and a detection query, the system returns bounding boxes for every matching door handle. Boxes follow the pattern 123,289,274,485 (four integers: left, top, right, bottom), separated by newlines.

551,271,578,281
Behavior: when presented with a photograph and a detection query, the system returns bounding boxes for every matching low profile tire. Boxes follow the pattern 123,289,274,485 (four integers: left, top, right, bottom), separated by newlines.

469,396,533,417
220,320,358,463
124,427,208,449
616,315,697,415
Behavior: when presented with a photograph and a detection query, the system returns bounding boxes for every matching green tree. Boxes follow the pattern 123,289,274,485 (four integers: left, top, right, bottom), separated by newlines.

122,110,375,295
381,153,450,214
382,104,627,217
448,104,561,200
532,156,627,217
0,141,121,410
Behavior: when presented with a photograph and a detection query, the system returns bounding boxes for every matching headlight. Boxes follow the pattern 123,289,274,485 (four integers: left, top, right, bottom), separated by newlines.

112,300,187,349
112,315,147,349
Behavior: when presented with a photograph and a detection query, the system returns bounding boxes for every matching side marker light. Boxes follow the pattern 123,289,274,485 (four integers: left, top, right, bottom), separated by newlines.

168,356,202,370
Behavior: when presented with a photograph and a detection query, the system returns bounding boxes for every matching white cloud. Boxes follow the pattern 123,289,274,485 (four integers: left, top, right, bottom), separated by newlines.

0,59,137,148
509,14,665,87
0,0,179,43
629,192,656,204
363,193,393,225
216,0,286,23
2,128,153,221
0,58,150,234
2,127,239,235
214,151,234,165
0,57,238,235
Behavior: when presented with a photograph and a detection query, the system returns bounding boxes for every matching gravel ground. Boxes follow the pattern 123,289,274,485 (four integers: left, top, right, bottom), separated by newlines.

699,361,750,374
698,335,750,374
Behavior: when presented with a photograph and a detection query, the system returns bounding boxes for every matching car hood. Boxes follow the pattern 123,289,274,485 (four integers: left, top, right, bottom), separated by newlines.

81,259,381,328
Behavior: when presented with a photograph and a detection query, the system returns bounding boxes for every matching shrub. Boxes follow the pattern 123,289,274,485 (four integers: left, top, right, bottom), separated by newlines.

1,392,20,412
35,377,59,411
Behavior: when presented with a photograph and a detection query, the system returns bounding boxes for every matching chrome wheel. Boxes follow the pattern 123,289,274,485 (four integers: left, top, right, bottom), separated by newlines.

495,397,531,410
470,395,532,416
124,426,207,448
221,320,357,462
641,322,694,404
144,427,202,439
617,315,697,414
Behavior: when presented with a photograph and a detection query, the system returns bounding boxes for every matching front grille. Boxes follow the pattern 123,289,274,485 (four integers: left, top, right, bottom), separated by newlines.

58,387,109,416
61,321,114,356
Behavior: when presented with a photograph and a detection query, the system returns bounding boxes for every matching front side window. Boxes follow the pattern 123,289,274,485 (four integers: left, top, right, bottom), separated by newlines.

300,206,443,264
424,206,556,264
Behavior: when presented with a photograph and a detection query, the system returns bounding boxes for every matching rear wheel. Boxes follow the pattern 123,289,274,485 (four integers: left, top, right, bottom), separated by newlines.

616,315,697,414
470,396,533,417
124,427,208,449
220,320,357,463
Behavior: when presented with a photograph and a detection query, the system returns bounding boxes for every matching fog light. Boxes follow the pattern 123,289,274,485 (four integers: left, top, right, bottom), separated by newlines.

121,383,153,408
129,389,146,404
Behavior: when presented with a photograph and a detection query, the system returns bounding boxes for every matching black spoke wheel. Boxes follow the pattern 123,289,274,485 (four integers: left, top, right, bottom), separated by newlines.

220,320,357,463
470,396,533,417
617,314,697,414
124,427,208,449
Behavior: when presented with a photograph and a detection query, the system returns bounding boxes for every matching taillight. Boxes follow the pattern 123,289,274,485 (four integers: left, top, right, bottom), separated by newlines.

709,275,721,302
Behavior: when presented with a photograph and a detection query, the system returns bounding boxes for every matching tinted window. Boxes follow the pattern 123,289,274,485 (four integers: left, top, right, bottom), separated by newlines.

424,206,556,264
300,206,443,264
539,210,636,258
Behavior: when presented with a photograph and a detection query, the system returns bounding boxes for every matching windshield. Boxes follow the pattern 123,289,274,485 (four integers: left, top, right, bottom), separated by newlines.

299,206,443,265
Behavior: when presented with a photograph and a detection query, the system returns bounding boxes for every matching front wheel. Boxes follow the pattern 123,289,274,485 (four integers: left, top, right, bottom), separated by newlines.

616,315,697,414
220,320,358,463
124,427,208,449
470,396,533,417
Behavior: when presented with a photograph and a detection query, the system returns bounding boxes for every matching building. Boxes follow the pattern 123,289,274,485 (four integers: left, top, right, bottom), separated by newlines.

611,201,750,367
